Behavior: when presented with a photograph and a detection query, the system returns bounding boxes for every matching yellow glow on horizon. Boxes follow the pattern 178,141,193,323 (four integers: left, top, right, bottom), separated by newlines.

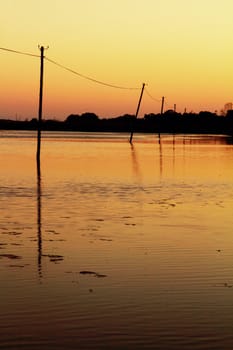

1,0,233,119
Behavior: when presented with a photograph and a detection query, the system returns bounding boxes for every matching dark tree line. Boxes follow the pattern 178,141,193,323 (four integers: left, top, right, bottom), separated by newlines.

0,110,233,135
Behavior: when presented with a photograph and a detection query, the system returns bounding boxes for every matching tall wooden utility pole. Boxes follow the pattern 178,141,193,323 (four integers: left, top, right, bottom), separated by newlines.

161,96,165,115
36,46,46,165
129,83,145,144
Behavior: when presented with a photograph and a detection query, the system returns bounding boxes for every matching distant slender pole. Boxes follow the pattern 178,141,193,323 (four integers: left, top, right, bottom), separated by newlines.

36,46,45,164
174,104,176,112
161,96,165,115
129,83,145,144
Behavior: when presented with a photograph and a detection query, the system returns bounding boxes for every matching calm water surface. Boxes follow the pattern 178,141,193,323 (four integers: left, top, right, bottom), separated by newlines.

0,131,233,349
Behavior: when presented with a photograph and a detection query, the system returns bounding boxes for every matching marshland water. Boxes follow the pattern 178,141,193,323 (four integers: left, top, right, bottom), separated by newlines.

0,131,233,349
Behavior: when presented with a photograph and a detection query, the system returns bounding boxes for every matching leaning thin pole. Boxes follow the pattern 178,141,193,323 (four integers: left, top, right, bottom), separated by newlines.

36,46,45,164
161,96,165,115
129,82,145,144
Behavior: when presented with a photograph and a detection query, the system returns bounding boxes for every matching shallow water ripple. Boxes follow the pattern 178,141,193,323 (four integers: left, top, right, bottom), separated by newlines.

0,132,233,349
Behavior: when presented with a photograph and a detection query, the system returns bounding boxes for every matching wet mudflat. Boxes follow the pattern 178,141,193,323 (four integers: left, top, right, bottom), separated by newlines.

0,131,233,349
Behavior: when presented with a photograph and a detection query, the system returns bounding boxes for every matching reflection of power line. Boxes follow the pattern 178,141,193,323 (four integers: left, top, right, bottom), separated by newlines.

37,160,42,280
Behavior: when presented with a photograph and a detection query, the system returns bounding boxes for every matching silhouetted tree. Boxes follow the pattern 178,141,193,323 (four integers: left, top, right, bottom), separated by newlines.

0,109,233,135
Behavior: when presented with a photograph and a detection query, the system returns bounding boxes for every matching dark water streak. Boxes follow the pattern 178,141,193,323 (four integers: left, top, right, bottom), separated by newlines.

37,159,42,279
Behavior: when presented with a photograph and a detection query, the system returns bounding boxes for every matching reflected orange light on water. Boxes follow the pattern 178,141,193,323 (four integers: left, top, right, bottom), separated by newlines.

1,133,233,349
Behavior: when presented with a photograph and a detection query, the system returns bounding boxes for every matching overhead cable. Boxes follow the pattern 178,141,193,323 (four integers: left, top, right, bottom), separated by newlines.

164,101,173,109
144,88,161,103
0,46,141,90
0,46,40,58
45,56,140,90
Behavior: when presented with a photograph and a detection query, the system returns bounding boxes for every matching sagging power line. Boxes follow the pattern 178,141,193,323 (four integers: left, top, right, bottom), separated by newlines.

1,45,172,146
1,46,177,113
0,46,40,58
0,46,140,90
144,88,161,103
45,56,140,90
145,88,174,112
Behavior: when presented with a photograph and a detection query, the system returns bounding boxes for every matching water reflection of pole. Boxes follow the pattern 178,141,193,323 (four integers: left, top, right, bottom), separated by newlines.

158,134,163,179
37,159,42,279
172,134,176,176
130,143,142,183
130,144,143,226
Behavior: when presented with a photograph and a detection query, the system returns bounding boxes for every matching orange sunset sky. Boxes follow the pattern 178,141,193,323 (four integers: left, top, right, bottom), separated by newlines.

1,0,233,120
